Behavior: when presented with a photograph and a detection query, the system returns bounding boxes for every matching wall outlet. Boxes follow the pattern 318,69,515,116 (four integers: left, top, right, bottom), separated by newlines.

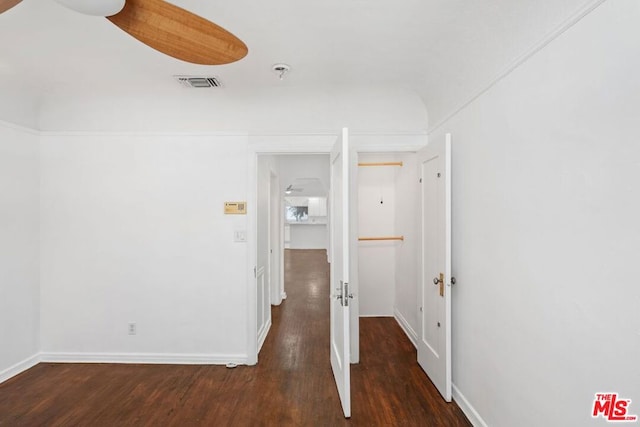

128,322,136,335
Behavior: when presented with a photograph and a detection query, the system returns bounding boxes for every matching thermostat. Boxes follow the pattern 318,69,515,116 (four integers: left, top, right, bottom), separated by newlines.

224,201,247,215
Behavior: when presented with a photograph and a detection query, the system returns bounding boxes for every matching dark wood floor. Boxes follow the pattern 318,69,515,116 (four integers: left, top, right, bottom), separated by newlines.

0,249,470,426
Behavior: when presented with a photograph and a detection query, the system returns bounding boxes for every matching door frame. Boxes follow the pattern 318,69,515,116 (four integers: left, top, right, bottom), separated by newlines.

247,138,334,365
268,170,283,306
246,133,425,365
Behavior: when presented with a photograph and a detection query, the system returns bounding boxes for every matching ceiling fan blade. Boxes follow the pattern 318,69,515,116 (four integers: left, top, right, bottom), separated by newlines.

0,0,22,14
107,0,248,65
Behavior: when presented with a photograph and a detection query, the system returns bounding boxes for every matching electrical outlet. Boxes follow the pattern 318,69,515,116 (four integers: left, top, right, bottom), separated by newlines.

128,322,136,335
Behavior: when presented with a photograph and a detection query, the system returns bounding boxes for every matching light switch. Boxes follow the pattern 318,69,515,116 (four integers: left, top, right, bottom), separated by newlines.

234,230,247,242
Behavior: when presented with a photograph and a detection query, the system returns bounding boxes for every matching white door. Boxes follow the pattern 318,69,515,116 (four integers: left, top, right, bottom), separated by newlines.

330,128,351,418
269,172,282,305
417,133,452,401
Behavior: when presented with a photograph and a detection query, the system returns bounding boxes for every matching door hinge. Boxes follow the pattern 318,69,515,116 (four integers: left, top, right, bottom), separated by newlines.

253,266,256,278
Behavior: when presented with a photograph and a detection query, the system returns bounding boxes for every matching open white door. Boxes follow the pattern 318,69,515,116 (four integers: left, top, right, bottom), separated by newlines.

417,133,452,401
329,128,351,418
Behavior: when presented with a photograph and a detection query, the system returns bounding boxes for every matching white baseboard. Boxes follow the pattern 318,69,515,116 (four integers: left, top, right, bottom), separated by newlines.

39,352,249,366
452,383,489,427
0,353,41,384
1,350,253,383
393,308,418,348
257,318,272,353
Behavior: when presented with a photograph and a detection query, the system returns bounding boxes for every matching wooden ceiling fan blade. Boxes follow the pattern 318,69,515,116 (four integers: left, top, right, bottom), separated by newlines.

0,0,22,14
107,0,248,65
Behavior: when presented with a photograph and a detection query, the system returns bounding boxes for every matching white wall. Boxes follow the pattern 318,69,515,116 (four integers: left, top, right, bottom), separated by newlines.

38,86,428,134
32,94,426,368
0,83,39,129
288,224,328,250
430,1,640,425
0,122,40,379
39,133,249,361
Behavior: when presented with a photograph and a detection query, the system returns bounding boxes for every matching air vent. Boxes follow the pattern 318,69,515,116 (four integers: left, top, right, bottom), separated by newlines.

174,75,222,88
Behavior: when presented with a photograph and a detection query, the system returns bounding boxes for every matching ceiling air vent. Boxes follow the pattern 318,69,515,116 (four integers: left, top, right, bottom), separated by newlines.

174,75,222,88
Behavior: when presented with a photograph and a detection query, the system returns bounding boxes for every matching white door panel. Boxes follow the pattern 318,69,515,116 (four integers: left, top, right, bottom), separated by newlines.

330,128,351,418
417,133,452,401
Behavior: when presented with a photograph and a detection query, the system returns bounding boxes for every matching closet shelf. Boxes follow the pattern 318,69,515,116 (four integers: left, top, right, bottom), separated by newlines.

358,236,404,241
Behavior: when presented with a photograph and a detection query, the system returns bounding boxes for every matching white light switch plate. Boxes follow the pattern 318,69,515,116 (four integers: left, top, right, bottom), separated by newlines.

234,230,247,242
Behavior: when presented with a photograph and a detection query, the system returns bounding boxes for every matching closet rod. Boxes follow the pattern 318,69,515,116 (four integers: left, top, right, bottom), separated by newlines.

358,162,403,167
358,236,404,241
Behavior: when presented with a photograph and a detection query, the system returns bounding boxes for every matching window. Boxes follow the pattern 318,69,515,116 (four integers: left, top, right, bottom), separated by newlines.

286,206,309,222
285,196,327,224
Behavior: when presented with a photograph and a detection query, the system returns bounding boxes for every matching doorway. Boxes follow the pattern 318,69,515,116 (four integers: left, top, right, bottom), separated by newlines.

247,139,432,367
255,153,331,358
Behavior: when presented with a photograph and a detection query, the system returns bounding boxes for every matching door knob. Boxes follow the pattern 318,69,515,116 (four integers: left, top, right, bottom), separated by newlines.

433,277,442,285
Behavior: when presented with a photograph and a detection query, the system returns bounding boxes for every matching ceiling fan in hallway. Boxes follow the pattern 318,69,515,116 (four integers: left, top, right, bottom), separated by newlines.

285,184,304,194
0,0,248,65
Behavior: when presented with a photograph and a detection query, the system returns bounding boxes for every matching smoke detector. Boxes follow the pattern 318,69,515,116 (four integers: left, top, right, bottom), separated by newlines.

272,63,291,80
174,75,222,88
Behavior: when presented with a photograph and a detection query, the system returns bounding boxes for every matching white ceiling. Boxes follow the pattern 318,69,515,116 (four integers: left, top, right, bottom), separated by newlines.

0,0,592,128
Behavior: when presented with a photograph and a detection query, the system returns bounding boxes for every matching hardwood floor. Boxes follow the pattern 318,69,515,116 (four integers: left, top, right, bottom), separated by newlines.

0,249,470,426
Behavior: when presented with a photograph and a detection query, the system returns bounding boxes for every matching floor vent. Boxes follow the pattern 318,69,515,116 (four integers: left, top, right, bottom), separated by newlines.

174,75,222,88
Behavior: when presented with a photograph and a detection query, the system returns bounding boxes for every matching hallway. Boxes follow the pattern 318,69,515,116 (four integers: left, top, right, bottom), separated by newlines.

0,249,470,426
